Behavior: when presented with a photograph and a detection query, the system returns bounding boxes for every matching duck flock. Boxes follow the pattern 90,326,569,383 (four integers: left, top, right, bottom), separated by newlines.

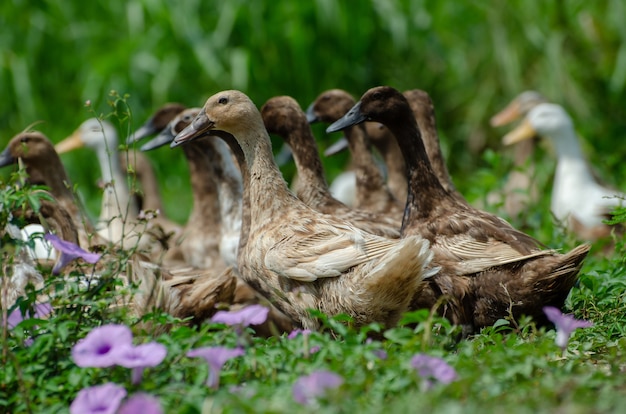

2,86,623,336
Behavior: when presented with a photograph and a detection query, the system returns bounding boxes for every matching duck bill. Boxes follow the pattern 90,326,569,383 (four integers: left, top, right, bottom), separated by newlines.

128,123,158,144
171,112,214,148
324,136,349,156
502,119,536,146
0,146,16,168
305,103,319,123
55,131,84,154
141,129,175,152
490,101,521,127
325,101,367,133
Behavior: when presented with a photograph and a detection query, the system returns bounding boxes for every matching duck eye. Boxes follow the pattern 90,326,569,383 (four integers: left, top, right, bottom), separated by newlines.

183,114,193,121
218,97,228,105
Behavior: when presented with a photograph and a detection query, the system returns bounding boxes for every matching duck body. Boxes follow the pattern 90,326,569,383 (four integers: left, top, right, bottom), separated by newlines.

503,103,624,238
327,86,590,333
172,90,435,330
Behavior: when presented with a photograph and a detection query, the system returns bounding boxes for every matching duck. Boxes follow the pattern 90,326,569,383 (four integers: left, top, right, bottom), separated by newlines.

139,107,296,335
139,108,240,269
502,102,625,240
489,91,547,217
0,131,104,249
132,102,186,141
260,95,401,238
171,90,436,330
326,86,591,333
307,89,405,217
55,118,140,244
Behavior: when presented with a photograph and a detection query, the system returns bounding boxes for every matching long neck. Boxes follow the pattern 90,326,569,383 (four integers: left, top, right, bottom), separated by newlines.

344,124,390,206
96,146,138,219
205,138,242,235
282,117,335,205
129,152,163,212
183,141,221,232
386,114,452,232
372,132,408,203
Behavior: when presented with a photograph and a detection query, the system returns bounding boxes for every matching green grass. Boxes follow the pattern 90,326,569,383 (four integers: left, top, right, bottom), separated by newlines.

2,1,626,413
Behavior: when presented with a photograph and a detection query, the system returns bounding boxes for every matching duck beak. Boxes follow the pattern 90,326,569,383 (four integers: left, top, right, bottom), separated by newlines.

171,112,214,148
490,101,521,127
55,130,84,154
324,136,349,156
502,118,536,146
0,146,16,168
128,122,158,144
305,103,319,123
141,128,175,152
326,101,367,133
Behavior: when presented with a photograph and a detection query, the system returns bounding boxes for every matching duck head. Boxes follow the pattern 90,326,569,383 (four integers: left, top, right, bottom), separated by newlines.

141,108,201,151
0,132,57,168
502,103,574,146
55,118,119,155
129,102,186,144
491,91,547,127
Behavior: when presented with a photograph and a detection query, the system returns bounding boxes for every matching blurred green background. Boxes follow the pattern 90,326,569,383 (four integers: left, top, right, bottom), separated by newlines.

1,0,625,225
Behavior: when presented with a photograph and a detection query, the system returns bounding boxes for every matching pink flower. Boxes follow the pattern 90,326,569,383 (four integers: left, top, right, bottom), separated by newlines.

287,329,312,339
118,393,163,414
69,383,126,414
187,346,245,389
72,324,133,367
543,306,593,350
292,370,343,405
44,233,101,274
116,342,167,384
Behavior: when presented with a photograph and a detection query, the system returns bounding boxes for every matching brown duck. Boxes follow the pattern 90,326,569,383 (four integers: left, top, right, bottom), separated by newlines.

307,89,404,217
260,95,400,238
171,90,436,330
327,86,590,333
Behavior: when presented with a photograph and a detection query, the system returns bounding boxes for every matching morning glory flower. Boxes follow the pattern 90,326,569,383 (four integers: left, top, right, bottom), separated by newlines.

543,306,593,351
287,329,312,339
4,302,52,329
292,370,344,406
116,342,168,384
72,324,133,367
187,346,245,389
44,233,101,274
69,383,127,414
211,304,269,327
118,393,163,414
411,354,458,389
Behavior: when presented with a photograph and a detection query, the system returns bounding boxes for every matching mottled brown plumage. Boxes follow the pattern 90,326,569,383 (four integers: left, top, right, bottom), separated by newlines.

364,121,408,203
261,95,400,238
327,86,590,333
172,90,435,330
308,89,404,217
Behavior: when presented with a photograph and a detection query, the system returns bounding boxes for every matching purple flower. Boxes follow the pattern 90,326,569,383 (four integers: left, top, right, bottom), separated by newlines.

211,304,269,327
4,302,52,329
72,324,133,367
44,233,101,274
411,354,457,389
116,342,167,384
543,306,593,350
372,349,388,360
292,370,343,405
187,346,245,389
287,329,312,339
118,393,163,414
69,383,127,414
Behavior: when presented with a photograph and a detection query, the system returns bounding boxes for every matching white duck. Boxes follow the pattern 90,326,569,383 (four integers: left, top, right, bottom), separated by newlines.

56,118,139,244
503,103,624,239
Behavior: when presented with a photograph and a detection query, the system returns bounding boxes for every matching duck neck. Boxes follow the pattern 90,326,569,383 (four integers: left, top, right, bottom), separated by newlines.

372,133,407,202
206,138,242,235
417,107,457,194
344,124,389,204
284,117,333,204
183,141,221,231
387,116,451,229
131,153,163,212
